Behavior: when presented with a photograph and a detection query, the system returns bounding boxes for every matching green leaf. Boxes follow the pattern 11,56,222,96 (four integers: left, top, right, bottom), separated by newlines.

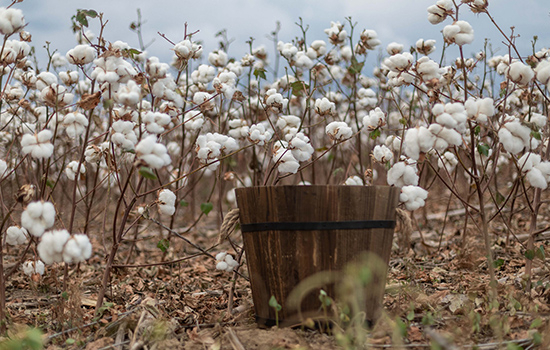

66,338,76,345
179,200,189,207
535,245,545,260
157,238,170,253
83,9,98,17
399,118,407,126
61,291,69,300
290,80,309,97
524,249,535,260
474,125,481,135
200,202,213,215
348,56,365,75
369,128,381,140
75,12,88,27
493,258,505,268
253,68,267,80
46,178,54,189
532,331,542,345
530,317,543,329
496,191,505,205
531,130,542,140
139,166,157,180
269,295,282,311
477,143,490,157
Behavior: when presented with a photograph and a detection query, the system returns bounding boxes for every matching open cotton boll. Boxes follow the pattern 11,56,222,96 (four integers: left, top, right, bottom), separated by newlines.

525,167,547,189
535,60,550,86
208,50,228,67
276,115,301,137
324,21,347,46
465,97,495,123
344,175,363,186
0,7,25,35
62,234,93,263
530,113,547,129
506,61,534,86
21,130,54,159
21,201,56,237
498,118,534,154
372,145,394,163
183,111,205,131
416,39,436,55
22,260,45,277
386,42,404,56
111,120,138,151
247,123,273,146
63,112,89,138
362,107,386,129
142,111,171,134
116,80,141,107
157,189,176,216
265,89,288,113
416,56,443,81
437,151,458,173
326,121,352,141
66,44,95,65
428,123,463,151
517,152,541,172
403,127,435,160
273,148,300,174
136,135,171,169
0,159,7,179
315,97,335,116
443,20,474,46
387,162,419,188
215,251,239,272
427,0,453,25
37,229,71,264
65,160,85,181
400,185,429,211
6,226,28,245
383,52,414,72
289,133,314,162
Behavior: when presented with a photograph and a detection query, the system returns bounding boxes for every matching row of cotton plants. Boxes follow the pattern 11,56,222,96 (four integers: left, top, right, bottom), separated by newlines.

0,0,548,319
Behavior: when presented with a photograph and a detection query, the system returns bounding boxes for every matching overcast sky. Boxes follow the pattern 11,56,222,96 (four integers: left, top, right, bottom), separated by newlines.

14,0,550,72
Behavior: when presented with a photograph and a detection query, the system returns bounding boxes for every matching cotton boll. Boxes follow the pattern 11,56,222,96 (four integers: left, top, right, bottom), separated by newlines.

358,30,381,51
136,135,171,169
526,167,547,189
21,130,54,159
465,97,494,123
443,20,474,46
383,52,414,72
37,229,71,264
530,113,547,129
498,118,533,154
387,162,419,188
400,185,429,211
427,0,453,25
403,127,435,160
65,160,85,181
22,260,45,277
386,42,404,56
517,152,541,172
344,175,363,186
62,234,93,263
0,159,7,179
273,148,300,174
326,121,352,141
157,189,176,216
183,111,205,131
324,21,347,46
362,107,386,129
247,124,273,146
534,60,550,86
372,145,394,163
0,7,25,35
6,226,28,245
416,39,436,55
66,44,95,65
315,97,336,116
434,151,455,171
416,56,443,81
21,201,56,237
506,61,534,86
289,133,314,162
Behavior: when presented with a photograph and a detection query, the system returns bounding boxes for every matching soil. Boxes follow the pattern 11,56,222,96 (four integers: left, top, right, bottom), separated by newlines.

2,185,550,349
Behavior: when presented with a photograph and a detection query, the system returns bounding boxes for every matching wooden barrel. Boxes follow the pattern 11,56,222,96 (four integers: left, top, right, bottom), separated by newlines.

235,185,399,327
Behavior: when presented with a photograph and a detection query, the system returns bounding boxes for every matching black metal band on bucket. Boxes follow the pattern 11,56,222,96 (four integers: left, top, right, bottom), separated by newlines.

240,220,396,232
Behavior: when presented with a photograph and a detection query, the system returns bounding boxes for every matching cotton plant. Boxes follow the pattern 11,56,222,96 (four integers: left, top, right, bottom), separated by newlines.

215,252,239,272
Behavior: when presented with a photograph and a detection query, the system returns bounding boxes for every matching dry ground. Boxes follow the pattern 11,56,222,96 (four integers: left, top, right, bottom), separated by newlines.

2,186,550,350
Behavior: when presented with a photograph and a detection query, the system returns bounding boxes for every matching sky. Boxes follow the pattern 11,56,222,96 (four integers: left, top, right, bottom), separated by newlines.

13,0,550,72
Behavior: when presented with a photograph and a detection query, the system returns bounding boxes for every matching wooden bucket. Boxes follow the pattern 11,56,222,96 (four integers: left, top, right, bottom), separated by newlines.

235,185,399,327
